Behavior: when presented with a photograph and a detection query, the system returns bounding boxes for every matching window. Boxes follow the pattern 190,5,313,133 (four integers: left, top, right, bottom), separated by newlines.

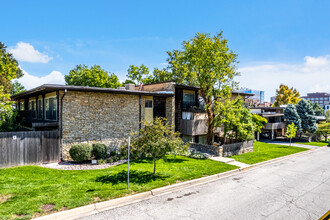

145,100,152,108
183,93,196,110
29,100,36,118
37,98,43,119
45,96,57,120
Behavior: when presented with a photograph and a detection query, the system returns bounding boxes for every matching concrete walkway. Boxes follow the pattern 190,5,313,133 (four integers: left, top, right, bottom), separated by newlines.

262,140,320,149
209,156,251,168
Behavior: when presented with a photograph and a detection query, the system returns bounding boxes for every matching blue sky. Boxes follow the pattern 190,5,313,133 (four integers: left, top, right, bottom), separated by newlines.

1,0,330,100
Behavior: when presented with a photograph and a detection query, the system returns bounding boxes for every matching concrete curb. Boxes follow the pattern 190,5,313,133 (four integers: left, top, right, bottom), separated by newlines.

33,148,320,220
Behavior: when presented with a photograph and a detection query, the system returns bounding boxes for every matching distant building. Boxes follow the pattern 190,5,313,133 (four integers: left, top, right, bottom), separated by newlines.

258,102,273,107
270,96,275,104
301,92,330,108
237,88,265,104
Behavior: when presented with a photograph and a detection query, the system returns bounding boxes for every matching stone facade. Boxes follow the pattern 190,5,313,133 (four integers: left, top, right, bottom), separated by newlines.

190,140,254,157
61,91,140,160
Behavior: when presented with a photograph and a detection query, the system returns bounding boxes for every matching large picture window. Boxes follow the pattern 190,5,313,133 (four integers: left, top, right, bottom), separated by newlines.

45,96,57,121
183,93,195,110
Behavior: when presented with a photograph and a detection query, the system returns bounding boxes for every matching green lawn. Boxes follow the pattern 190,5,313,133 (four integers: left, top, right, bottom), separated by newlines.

0,155,237,220
230,141,308,165
295,141,329,147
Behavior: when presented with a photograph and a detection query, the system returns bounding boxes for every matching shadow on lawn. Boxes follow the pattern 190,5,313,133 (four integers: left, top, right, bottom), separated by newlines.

95,170,168,185
163,157,188,163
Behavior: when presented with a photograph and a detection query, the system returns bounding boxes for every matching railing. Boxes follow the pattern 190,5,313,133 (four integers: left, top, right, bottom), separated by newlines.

180,119,208,136
264,122,285,130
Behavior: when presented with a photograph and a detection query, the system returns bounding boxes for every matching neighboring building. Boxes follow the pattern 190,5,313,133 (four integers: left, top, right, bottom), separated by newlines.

301,92,330,108
237,88,265,105
270,96,275,104
258,102,272,107
12,82,254,160
251,107,285,140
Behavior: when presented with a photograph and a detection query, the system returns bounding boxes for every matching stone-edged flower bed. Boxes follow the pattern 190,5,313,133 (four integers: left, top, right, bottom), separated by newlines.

40,159,128,170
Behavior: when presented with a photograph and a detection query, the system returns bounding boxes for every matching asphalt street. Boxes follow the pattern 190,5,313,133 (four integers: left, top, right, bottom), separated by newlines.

80,147,330,220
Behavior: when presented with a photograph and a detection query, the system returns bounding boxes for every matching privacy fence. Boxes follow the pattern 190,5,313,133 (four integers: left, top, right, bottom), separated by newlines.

0,130,60,168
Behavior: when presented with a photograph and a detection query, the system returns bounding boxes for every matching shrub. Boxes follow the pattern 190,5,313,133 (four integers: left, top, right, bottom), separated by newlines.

107,158,113,163
110,151,117,157
69,143,92,162
97,159,107,165
92,143,108,159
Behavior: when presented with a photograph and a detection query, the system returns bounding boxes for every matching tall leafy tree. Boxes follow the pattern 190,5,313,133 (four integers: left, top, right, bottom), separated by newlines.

10,80,25,96
273,84,300,107
0,42,23,93
284,104,302,132
296,99,317,134
126,64,151,85
65,64,121,88
167,31,239,144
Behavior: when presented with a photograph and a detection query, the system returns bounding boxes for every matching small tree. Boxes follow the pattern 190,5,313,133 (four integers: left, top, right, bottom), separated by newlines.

131,117,188,175
325,110,330,122
316,122,330,141
214,97,254,144
284,104,302,132
286,122,297,146
251,113,267,140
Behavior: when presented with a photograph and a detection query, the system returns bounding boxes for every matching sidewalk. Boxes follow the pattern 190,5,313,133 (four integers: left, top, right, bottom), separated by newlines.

209,156,250,168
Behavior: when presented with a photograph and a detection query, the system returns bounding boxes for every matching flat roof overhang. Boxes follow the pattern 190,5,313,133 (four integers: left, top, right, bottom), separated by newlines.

12,84,174,100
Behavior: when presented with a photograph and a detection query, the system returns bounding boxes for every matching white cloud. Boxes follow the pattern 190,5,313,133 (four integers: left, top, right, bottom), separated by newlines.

17,69,65,90
237,55,330,102
9,42,53,63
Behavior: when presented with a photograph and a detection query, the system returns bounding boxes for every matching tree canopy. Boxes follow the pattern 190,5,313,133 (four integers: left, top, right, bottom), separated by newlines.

273,84,300,107
284,104,302,132
0,42,23,93
286,122,297,145
296,99,317,134
167,31,239,144
326,110,330,122
65,64,121,88
311,102,324,116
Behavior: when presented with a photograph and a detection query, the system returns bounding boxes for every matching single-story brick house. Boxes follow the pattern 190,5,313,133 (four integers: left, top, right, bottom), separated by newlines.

12,81,252,160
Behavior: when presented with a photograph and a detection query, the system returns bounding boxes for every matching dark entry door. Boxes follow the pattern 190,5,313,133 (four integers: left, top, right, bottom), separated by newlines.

153,97,166,119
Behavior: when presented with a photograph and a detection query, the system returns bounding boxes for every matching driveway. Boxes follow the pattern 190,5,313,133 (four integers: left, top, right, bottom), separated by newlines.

80,147,330,220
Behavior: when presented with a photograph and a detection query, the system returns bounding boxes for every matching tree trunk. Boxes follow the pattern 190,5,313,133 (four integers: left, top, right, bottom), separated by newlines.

290,138,292,146
153,157,157,175
206,103,214,145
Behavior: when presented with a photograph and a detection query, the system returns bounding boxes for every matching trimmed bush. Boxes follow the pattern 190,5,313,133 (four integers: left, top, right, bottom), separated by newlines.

92,143,108,160
69,143,92,162
110,151,117,157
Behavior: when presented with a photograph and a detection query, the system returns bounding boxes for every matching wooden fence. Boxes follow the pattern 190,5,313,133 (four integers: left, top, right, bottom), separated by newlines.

0,130,60,168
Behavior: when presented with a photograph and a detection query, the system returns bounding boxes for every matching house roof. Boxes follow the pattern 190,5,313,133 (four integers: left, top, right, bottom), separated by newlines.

11,84,174,99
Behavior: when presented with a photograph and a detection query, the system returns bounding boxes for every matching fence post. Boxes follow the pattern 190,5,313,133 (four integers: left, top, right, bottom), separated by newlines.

127,136,130,190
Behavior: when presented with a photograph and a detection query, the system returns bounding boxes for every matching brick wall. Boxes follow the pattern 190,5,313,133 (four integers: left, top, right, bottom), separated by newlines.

61,91,140,160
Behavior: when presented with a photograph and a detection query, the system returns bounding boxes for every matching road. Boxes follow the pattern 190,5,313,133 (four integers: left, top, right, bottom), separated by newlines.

80,147,330,220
